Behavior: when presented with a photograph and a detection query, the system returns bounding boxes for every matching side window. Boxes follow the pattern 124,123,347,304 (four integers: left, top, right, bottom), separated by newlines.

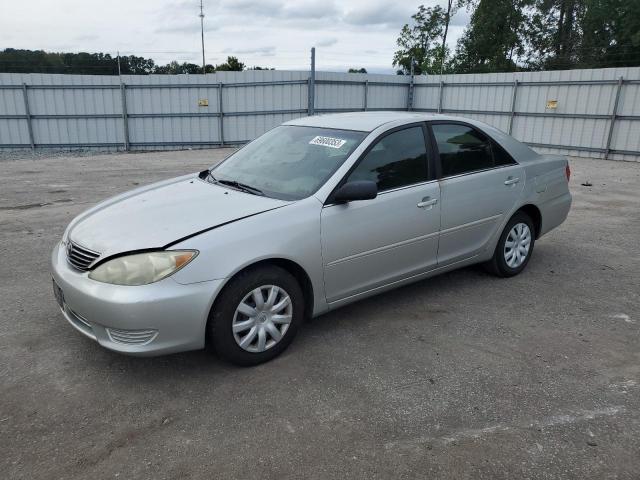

432,124,493,177
491,140,517,166
346,126,428,191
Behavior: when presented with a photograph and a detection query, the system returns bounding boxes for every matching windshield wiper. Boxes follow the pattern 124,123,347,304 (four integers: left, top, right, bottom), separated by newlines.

204,169,265,196
216,179,265,196
206,169,218,183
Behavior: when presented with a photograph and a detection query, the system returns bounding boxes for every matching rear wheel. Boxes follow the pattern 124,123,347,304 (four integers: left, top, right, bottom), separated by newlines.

485,211,535,277
207,265,304,366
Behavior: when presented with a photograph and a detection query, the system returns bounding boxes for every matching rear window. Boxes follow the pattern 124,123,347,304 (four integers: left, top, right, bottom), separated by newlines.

432,124,493,176
432,123,517,177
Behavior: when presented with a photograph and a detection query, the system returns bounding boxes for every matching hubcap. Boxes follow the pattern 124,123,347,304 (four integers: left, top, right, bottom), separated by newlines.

504,222,531,268
232,285,293,353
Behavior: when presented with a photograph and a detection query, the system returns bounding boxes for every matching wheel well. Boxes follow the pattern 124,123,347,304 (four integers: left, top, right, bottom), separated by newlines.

517,204,542,238
229,258,314,319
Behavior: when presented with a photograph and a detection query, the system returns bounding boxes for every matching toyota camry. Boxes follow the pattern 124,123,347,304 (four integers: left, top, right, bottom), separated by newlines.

51,112,572,365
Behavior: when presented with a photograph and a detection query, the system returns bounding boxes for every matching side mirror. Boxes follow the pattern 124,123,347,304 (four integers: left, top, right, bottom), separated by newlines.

333,180,378,203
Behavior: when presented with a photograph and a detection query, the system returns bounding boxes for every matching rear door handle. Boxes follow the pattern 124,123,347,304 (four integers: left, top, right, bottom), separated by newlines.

504,177,520,185
417,197,438,209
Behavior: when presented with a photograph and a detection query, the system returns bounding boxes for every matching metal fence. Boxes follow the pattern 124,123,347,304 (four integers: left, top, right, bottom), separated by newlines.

1,66,639,161
412,68,640,161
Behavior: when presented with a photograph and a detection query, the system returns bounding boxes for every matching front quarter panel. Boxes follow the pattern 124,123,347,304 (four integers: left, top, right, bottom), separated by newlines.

169,196,327,315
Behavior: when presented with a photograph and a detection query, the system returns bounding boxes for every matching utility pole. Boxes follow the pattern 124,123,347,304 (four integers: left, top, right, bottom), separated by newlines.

308,47,316,116
440,0,453,76
117,51,122,77
199,0,206,74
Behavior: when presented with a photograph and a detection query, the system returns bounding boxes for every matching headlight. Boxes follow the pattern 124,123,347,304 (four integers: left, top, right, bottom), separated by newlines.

88,250,198,286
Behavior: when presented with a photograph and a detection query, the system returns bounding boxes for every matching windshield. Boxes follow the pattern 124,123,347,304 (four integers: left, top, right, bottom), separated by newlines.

210,125,367,200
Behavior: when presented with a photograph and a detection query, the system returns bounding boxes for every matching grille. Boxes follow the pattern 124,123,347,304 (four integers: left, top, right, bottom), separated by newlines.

66,241,100,271
106,328,158,346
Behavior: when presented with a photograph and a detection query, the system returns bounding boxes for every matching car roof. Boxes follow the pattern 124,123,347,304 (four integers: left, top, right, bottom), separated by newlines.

284,111,515,132
285,112,436,132
284,111,541,163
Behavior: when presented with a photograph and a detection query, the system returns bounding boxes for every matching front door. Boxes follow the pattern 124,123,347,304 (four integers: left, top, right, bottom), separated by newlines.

321,125,441,303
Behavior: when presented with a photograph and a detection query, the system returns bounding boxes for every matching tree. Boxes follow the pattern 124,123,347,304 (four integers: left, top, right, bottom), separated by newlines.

527,0,640,69
348,68,367,73
214,56,245,71
394,0,640,74
393,5,447,75
0,49,253,75
153,61,201,74
119,55,156,74
452,0,531,73
579,0,640,68
525,0,586,69
0,49,160,75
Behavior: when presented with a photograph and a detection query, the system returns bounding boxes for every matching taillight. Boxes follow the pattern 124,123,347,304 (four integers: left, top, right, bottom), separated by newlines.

565,164,571,182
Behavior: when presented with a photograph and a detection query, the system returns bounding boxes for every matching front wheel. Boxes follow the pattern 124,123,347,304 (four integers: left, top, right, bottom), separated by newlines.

485,211,535,277
207,265,304,366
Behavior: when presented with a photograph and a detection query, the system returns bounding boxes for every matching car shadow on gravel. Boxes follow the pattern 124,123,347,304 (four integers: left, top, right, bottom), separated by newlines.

62,265,492,374
57,243,572,383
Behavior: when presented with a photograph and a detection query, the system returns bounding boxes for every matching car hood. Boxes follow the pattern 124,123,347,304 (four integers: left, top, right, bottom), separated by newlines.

68,174,289,259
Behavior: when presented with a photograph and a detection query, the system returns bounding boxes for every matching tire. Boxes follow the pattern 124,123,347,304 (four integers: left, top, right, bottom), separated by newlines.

484,211,536,277
207,265,304,366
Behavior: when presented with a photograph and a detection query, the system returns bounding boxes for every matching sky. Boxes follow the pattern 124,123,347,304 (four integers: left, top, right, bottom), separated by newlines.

0,0,471,73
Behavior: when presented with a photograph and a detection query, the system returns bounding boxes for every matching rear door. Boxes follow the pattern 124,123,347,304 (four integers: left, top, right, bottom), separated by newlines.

429,122,524,266
321,124,440,303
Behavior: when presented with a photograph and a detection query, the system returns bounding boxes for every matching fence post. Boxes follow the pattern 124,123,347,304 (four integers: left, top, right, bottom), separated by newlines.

437,81,444,113
508,79,519,135
218,82,224,146
308,47,315,116
363,80,368,111
604,76,623,160
22,83,35,149
119,82,129,151
407,76,414,111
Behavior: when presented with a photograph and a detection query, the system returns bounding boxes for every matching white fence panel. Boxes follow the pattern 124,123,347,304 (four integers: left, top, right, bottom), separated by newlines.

1,67,639,160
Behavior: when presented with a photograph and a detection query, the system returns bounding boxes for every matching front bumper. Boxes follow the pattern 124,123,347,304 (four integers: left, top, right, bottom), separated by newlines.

50,241,224,356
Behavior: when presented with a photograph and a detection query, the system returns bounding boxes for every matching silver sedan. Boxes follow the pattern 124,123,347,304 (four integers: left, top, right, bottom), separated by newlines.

51,112,572,365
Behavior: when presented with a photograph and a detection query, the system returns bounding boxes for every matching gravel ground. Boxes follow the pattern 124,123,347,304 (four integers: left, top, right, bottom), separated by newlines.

0,146,216,162
0,147,123,161
0,149,639,479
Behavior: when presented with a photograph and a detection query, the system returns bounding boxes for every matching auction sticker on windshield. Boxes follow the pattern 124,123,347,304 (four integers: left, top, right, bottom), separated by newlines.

309,136,347,149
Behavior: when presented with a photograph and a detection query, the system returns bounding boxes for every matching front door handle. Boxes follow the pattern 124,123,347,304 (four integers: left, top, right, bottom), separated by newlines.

417,197,438,209
504,176,520,185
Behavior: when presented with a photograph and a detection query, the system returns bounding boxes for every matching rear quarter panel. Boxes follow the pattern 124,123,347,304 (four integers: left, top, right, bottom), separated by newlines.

477,154,571,262
523,155,572,236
